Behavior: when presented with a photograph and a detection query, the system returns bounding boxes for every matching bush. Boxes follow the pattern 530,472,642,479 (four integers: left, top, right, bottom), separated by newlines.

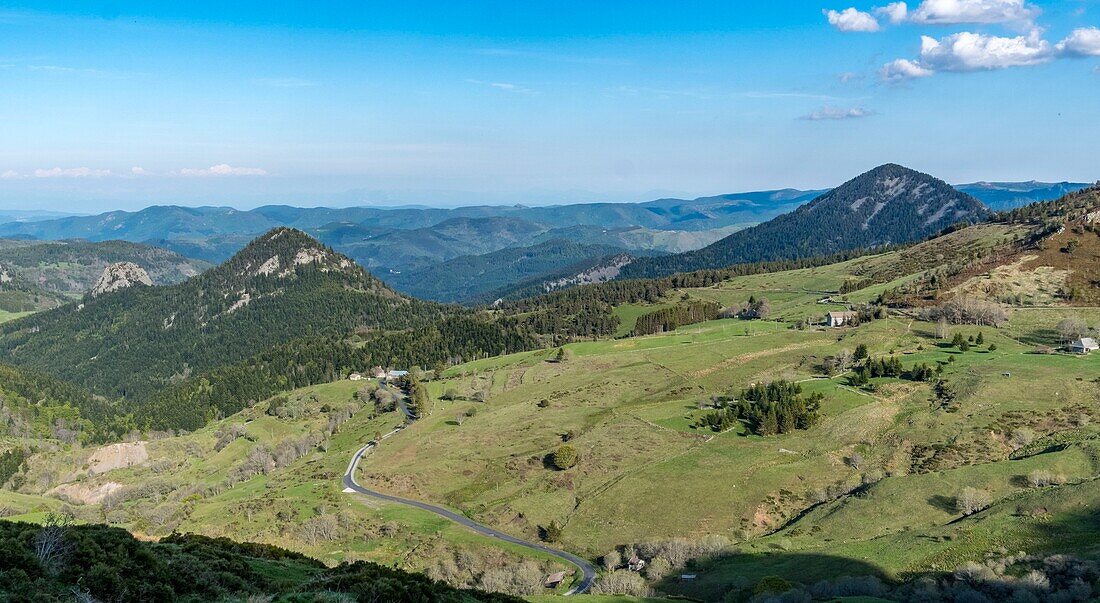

1026,470,1066,488
591,570,650,596
552,445,578,470
956,487,992,515
755,575,794,595
540,520,563,543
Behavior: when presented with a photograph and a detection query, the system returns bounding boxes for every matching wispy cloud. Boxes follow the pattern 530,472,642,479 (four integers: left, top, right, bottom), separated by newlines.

837,71,865,83
130,166,151,176
801,106,876,120
740,91,848,101
465,79,537,94
34,167,112,178
27,64,122,78
605,85,719,100
252,77,317,88
0,170,20,180
470,48,631,67
176,164,268,177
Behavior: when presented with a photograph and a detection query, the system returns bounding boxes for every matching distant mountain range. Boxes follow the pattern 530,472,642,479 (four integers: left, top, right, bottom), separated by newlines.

956,181,1091,210
0,239,208,297
0,189,825,264
0,177,1086,304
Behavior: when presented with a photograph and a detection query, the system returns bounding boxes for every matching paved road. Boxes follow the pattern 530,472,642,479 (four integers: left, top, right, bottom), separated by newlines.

343,439,597,595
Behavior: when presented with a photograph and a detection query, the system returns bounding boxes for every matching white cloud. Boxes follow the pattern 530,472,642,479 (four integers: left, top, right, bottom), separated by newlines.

802,106,876,120
882,30,1054,80
1056,27,1100,57
130,166,150,175
0,170,20,180
34,167,112,178
824,7,881,32
837,71,865,83
879,58,935,81
919,30,1052,71
908,0,1040,25
876,2,909,24
177,164,268,177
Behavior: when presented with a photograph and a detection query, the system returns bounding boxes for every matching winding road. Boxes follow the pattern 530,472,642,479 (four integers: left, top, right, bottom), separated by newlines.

343,436,597,595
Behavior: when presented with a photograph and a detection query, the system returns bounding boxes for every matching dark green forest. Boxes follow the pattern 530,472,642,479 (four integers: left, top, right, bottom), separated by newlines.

618,164,989,279
0,519,521,602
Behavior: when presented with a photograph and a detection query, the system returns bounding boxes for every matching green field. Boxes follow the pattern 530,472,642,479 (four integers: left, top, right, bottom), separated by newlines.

0,309,31,324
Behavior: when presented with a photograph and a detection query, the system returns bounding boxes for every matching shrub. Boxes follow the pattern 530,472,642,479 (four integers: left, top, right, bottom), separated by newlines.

956,487,992,515
541,520,563,543
601,549,621,571
591,570,649,596
1008,428,1035,449
755,575,794,595
1026,470,1066,488
552,445,578,470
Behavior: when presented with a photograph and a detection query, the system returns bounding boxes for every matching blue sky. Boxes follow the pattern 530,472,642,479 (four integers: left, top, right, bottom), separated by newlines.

1,0,1098,211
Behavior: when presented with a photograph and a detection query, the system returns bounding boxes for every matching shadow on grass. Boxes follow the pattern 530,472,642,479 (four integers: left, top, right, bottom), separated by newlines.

1016,328,1059,347
656,551,887,602
927,494,958,513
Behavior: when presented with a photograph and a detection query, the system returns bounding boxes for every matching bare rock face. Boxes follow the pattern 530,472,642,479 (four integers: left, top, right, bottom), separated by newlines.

91,262,153,297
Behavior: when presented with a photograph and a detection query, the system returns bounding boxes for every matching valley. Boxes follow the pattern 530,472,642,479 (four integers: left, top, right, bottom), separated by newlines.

2,183,1099,601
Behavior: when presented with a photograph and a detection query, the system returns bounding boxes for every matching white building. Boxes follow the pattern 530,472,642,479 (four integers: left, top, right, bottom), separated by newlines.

826,311,857,327
1068,337,1099,354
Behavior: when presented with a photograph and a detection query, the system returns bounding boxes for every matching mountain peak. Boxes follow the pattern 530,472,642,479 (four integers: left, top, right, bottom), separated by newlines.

229,228,358,279
90,262,153,297
807,164,987,230
619,164,989,279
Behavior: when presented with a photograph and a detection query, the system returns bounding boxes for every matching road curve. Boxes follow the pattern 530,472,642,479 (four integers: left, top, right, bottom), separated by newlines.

343,441,597,595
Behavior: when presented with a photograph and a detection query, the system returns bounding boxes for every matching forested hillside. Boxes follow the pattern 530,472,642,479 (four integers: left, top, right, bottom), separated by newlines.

0,228,446,402
385,239,633,302
0,364,107,441
0,239,208,297
620,164,989,279
0,521,520,602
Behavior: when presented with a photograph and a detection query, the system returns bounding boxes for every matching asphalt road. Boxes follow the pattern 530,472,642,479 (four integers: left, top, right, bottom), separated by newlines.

343,440,597,595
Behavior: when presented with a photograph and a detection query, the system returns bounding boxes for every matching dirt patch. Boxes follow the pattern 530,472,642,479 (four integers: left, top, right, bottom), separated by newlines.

50,481,124,504
952,255,1069,305
88,442,149,474
504,367,528,391
691,341,818,378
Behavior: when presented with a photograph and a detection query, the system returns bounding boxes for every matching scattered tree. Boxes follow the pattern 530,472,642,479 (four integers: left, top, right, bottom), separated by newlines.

956,487,992,515
552,445,578,470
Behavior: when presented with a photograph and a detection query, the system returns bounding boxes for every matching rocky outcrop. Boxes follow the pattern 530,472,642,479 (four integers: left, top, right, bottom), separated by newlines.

90,262,153,297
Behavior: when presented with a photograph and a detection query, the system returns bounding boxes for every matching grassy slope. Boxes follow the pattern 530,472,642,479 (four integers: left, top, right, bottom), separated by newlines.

0,310,31,324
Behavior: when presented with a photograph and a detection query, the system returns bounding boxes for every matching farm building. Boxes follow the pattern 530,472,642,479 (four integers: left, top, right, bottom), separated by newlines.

1068,337,1099,354
826,311,857,327
348,372,364,381
386,370,409,380
627,554,646,571
370,366,386,379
